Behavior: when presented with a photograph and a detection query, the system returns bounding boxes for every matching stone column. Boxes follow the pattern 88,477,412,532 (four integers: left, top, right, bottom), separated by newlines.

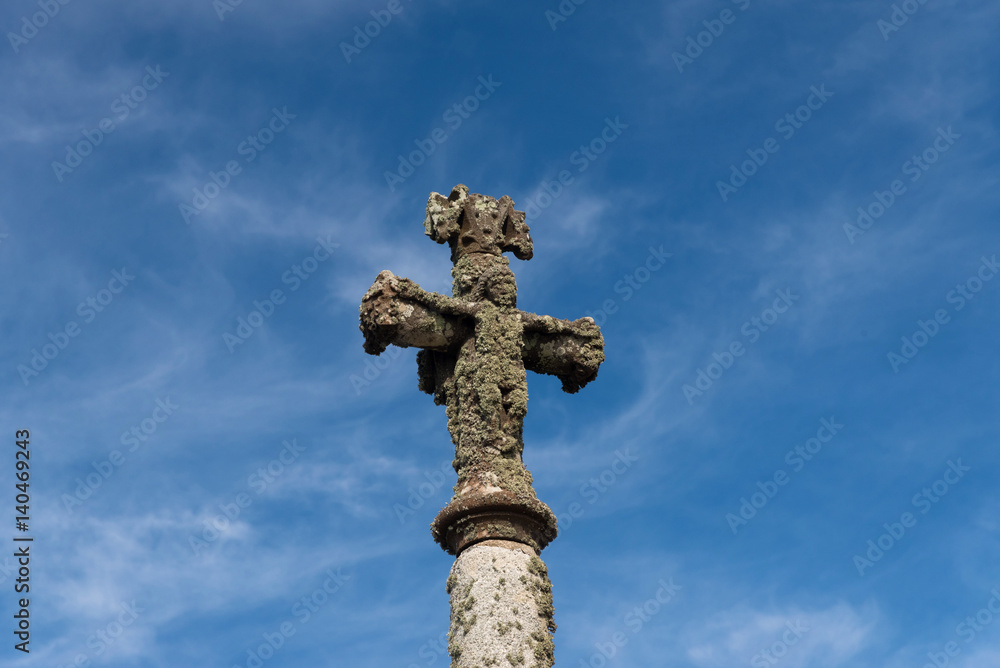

446,540,555,668
358,186,605,668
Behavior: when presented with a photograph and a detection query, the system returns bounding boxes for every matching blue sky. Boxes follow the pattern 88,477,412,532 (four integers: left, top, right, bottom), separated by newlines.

1,0,999,666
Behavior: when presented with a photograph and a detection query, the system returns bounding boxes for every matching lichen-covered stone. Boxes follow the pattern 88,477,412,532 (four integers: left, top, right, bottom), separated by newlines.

447,543,555,668
358,187,604,555
359,186,606,665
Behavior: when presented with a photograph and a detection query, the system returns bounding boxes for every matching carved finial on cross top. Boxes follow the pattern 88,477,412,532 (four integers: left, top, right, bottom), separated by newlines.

359,184,605,555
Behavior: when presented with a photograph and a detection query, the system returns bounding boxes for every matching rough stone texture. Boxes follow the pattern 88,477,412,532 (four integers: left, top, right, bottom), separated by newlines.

359,186,606,667
446,542,555,668
359,185,605,556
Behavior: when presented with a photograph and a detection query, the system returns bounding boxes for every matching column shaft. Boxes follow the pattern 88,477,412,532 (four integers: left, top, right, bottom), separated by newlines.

446,541,555,668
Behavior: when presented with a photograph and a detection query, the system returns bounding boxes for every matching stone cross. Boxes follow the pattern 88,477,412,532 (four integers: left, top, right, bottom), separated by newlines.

359,184,604,667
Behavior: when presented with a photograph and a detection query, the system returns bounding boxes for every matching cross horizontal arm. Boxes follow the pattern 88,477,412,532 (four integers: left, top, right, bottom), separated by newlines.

360,270,473,355
520,313,605,393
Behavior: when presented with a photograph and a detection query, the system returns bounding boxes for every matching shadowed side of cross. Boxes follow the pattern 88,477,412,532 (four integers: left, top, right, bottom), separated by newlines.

360,184,604,555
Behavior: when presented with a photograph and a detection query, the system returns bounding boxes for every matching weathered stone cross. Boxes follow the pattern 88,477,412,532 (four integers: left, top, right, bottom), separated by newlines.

360,184,604,667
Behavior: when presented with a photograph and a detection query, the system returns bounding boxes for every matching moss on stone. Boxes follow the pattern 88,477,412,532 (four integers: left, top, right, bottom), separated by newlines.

362,190,612,668
524,556,557,667
452,578,479,638
529,630,555,668
527,557,556,633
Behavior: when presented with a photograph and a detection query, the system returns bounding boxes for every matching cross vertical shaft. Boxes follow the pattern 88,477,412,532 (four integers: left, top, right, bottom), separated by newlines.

360,185,604,666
